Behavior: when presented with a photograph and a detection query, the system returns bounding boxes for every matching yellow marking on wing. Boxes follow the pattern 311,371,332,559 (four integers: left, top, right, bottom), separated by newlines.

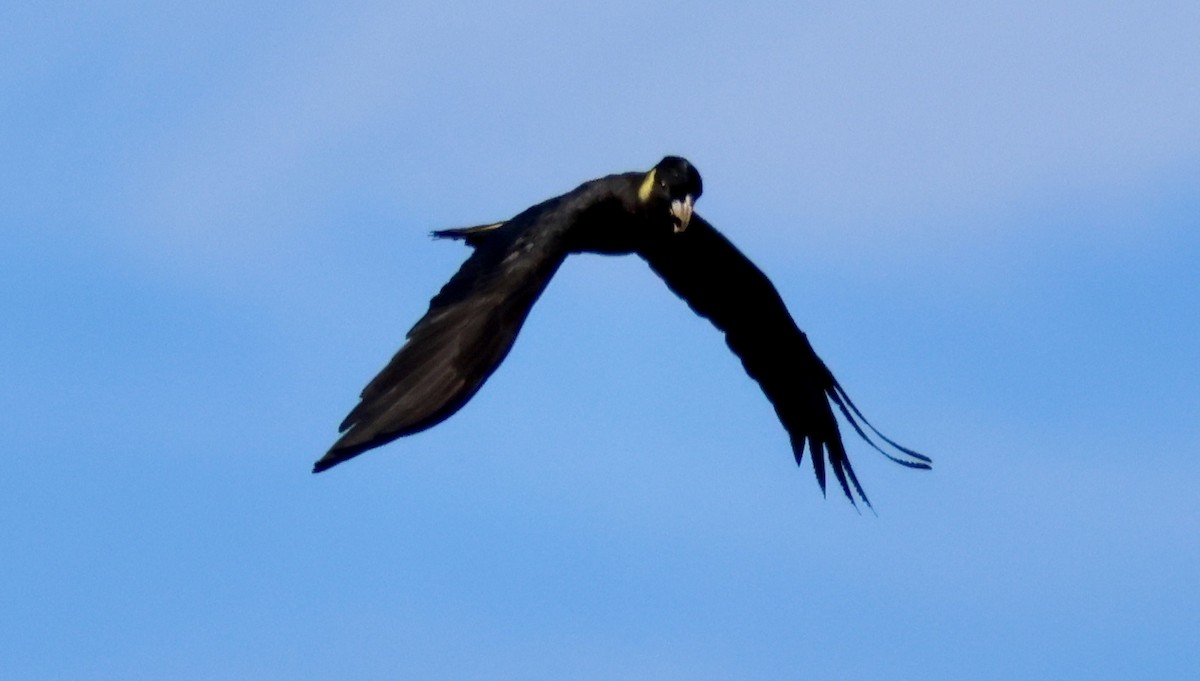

637,168,657,203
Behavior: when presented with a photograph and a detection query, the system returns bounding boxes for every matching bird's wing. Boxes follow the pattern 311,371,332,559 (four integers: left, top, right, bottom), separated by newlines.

638,215,930,507
314,218,567,473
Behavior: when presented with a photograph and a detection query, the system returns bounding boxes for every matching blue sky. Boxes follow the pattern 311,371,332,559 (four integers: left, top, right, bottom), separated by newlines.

3,2,1198,678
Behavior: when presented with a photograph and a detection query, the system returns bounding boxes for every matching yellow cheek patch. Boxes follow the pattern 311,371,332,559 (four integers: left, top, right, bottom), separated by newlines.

637,168,657,203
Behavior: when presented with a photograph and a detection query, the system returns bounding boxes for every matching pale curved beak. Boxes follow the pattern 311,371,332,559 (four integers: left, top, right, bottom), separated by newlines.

670,194,695,233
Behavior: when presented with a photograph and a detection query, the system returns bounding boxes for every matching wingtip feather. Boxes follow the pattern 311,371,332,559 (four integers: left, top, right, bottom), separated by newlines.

825,379,933,470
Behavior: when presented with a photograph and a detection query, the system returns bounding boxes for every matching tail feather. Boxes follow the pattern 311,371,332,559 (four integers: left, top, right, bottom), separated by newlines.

431,221,505,246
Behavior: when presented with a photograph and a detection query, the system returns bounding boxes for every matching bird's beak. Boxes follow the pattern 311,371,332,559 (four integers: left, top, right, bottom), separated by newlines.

670,195,695,233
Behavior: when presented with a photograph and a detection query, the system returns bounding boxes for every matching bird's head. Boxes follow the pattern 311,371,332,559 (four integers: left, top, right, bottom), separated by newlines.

638,156,703,233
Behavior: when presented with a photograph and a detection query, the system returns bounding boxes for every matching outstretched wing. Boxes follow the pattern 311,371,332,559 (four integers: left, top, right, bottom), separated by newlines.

313,216,568,473
638,215,930,507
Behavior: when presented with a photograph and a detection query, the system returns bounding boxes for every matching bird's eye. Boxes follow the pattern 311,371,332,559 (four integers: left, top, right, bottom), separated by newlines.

659,180,667,189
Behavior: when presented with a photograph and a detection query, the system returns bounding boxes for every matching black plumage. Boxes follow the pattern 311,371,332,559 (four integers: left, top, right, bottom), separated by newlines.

315,156,930,507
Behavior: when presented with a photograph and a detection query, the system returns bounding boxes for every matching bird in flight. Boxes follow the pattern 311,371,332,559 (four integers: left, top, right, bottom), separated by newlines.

314,156,930,507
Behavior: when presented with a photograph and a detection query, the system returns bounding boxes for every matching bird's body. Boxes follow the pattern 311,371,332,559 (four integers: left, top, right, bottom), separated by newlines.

315,157,929,506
